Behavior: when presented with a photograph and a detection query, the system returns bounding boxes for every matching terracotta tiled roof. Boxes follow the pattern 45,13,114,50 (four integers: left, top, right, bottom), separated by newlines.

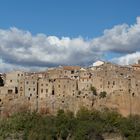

62,66,81,70
132,64,140,67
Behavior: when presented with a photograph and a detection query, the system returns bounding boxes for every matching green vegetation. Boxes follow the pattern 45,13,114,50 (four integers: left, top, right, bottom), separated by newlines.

0,109,140,140
99,91,107,99
90,86,97,96
0,75,4,86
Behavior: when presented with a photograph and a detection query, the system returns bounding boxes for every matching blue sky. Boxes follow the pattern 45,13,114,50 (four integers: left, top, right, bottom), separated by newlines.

0,0,139,37
0,0,140,72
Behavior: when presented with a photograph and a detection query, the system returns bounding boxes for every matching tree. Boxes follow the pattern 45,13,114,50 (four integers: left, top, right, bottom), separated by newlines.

99,91,107,99
0,75,4,86
90,86,97,96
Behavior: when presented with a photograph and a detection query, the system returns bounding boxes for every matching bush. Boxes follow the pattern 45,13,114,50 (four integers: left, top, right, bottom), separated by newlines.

91,86,97,96
1,109,140,139
99,91,107,99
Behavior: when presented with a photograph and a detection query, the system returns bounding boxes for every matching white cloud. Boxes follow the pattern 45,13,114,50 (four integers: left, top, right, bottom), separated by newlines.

111,52,140,65
0,17,140,72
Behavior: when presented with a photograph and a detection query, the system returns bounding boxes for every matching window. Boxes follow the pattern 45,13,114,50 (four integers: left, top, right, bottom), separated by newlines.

8,90,13,94
26,81,29,84
28,88,30,91
18,74,20,76
71,70,74,74
20,87,23,91
41,89,43,93
46,84,48,86
41,84,43,86
46,89,48,93
33,88,35,91
10,80,12,83
52,90,54,95
58,85,60,88
33,82,35,84
113,81,115,85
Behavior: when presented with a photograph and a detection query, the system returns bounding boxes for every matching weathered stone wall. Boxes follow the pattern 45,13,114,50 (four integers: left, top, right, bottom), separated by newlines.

0,61,140,116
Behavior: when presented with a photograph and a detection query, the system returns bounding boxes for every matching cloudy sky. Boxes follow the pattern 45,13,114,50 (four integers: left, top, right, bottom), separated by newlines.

0,0,140,72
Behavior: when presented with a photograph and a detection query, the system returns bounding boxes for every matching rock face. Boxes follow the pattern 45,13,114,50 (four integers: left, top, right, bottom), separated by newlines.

0,60,140,116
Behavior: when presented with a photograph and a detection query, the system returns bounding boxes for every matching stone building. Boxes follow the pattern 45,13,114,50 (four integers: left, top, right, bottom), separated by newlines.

0,60,140,116
5,70,25,87
53,78,77,98
61,66,81,79
38,78,53,99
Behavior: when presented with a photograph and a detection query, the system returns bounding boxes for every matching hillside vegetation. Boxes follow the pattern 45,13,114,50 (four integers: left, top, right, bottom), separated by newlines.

0,108,140,140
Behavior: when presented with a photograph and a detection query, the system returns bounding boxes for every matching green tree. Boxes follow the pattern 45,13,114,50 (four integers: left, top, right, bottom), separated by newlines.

0,75,4,86
99,91,107,99
90,86,97,96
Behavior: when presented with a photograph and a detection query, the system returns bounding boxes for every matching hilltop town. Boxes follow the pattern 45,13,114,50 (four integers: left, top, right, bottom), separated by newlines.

0,60,140,117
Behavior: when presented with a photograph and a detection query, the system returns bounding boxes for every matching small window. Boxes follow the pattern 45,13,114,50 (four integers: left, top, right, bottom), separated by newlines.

41,89,43,93
46,89,48,93
33,88,35,91
8,90,13,94
71,70,74,74
26,81,29,84
58,85,60,88
10,80,12,83
33,82,35,84
28,88,30,91
20,87,23,91
52,90,54,95
113,81,115,85
41,84,43,86
18,74,20,76
132,93,135,97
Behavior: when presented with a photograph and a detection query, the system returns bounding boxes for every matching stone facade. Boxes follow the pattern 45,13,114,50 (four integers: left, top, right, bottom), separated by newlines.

0,60,140,116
